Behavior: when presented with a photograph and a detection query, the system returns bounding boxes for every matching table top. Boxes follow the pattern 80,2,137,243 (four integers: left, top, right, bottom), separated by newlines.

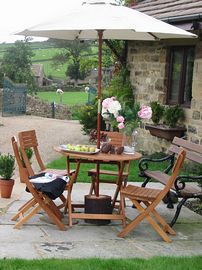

54,146,142,162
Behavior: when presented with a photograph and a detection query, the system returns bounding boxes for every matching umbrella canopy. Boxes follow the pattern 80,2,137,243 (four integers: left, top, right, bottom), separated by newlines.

17,0,197,148
19,0,196,40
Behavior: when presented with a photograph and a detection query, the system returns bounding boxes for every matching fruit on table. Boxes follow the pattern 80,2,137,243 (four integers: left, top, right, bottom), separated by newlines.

66,144,96,152
101,143,111,153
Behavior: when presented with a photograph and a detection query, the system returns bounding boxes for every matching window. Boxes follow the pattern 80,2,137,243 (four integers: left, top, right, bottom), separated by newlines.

167,46,195,107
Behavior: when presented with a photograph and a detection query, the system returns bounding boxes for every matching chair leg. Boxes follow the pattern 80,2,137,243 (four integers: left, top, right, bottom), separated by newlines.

144,201,176,235
13,204,41,229
67,188,73,227
118,197,172,243
11,198,37,221
118,188,126,227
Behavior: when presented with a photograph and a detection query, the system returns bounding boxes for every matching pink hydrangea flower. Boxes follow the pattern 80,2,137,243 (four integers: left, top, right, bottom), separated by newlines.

138,105,152,119
116,115,125,123
118,122,125,129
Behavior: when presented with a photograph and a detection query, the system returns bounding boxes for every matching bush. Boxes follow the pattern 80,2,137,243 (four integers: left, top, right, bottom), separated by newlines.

163,105,184,128
20,148,33,167
77,101,106,134
0,153,15,180
150,101,164,125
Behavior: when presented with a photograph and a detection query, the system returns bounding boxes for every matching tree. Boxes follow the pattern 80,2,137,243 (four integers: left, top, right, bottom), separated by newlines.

50,39,93,83
0,39,37,93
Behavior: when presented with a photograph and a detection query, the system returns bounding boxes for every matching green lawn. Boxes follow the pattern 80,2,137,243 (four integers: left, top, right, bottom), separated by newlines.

37,91,88,106
0,257,201,270
47,156,169,182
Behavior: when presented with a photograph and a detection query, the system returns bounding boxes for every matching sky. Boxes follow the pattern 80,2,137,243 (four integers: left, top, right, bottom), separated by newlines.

0,0,84,43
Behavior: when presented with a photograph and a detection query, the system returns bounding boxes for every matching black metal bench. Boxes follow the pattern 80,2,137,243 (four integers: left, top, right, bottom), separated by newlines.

139,137,202,227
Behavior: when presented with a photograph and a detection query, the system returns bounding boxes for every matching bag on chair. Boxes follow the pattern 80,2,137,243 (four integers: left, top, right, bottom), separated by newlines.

27,173,68,200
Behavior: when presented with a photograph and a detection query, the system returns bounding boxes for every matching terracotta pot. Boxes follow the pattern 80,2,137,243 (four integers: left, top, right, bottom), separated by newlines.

145,124,187,141
0,179,15,198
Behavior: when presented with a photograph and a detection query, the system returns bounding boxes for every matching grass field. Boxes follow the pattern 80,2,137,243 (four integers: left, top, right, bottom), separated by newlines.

37,91,88,106
32,47,68,79
0,257,201,270
47,156,169,182
0,41,98,80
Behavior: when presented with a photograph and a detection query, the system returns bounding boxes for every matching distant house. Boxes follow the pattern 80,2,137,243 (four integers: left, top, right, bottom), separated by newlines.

31,64,44,86
127,0,202,153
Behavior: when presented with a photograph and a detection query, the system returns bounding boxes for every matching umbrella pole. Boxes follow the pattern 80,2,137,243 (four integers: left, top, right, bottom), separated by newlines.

97,30,103,150
95,30,103,198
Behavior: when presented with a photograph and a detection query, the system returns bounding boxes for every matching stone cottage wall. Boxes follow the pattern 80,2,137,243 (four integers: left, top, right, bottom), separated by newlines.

128,40,202,154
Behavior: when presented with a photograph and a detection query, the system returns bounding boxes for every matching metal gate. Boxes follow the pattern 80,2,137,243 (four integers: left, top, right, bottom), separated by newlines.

2,77,27,116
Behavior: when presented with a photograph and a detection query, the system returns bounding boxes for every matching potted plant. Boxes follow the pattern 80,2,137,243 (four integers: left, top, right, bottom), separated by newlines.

19,148,33,183
150,101,164,125
0,153,15,198
146,103,187,141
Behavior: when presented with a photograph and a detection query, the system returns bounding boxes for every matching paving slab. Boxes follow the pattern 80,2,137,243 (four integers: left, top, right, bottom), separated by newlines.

0,183,202,259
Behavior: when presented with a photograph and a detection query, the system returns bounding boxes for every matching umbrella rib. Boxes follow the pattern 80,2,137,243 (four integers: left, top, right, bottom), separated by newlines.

76,30,82,39
148,32,159,40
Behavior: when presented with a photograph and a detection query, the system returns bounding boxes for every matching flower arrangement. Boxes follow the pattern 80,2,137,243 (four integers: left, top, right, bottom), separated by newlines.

102,96,152,135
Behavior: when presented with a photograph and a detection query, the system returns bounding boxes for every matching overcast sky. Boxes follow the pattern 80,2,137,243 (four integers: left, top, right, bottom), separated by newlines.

0,0,84,43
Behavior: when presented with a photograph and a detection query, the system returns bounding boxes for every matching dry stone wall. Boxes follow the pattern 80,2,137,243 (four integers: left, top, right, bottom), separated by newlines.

0,90,71,120
26,95,71,120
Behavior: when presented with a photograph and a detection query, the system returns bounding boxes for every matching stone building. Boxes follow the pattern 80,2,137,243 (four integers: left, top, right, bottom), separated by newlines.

128,0,202,153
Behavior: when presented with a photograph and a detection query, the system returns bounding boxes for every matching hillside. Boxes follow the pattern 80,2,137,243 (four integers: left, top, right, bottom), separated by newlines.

0,40,99,80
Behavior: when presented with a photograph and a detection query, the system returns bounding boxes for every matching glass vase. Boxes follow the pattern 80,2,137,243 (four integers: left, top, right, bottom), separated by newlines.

123,130,137,154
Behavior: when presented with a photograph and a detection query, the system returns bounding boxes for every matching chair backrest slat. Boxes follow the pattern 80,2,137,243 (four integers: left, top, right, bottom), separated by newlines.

168,137,202,164
18,130,46,176
172,137,202,154
11,136,29,181
103,131,123,147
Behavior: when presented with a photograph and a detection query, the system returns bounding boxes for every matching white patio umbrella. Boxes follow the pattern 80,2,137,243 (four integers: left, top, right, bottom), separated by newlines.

17,0,196,148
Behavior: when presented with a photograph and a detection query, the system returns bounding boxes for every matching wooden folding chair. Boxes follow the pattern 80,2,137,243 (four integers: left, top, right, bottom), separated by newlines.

15,129,75,227
11,136,69,230
88,131,130,207
118,149,186,243
17,129,75,178
17,129,76,210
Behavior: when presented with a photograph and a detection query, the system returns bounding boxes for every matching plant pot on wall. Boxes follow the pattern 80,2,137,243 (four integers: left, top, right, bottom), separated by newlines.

145,124,187,141
0,179,15,198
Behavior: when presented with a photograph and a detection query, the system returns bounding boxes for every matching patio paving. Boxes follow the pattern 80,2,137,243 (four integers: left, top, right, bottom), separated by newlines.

0,181,202,259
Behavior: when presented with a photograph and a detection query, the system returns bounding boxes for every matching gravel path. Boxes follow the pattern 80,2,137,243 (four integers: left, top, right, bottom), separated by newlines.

0,115,89,175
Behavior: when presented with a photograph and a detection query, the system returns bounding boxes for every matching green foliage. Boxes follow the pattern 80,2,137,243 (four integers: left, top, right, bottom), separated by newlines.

150,101,165,125
182,161,202,188
0,39,37,93
50,39,93,81
77,99,106,134
121,102,141,135
0,153,15,180
77,104,98,134
66,62,87,81
163,105,184,128
103,68,134,107
20,148,33,167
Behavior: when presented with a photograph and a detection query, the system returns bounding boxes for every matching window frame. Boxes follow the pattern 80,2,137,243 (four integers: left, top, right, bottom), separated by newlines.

166,46,195,108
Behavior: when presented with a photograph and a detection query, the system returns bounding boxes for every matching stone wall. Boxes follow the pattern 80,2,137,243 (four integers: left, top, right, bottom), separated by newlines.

26,95,71,120
128,40,202,154
0,90,71,120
